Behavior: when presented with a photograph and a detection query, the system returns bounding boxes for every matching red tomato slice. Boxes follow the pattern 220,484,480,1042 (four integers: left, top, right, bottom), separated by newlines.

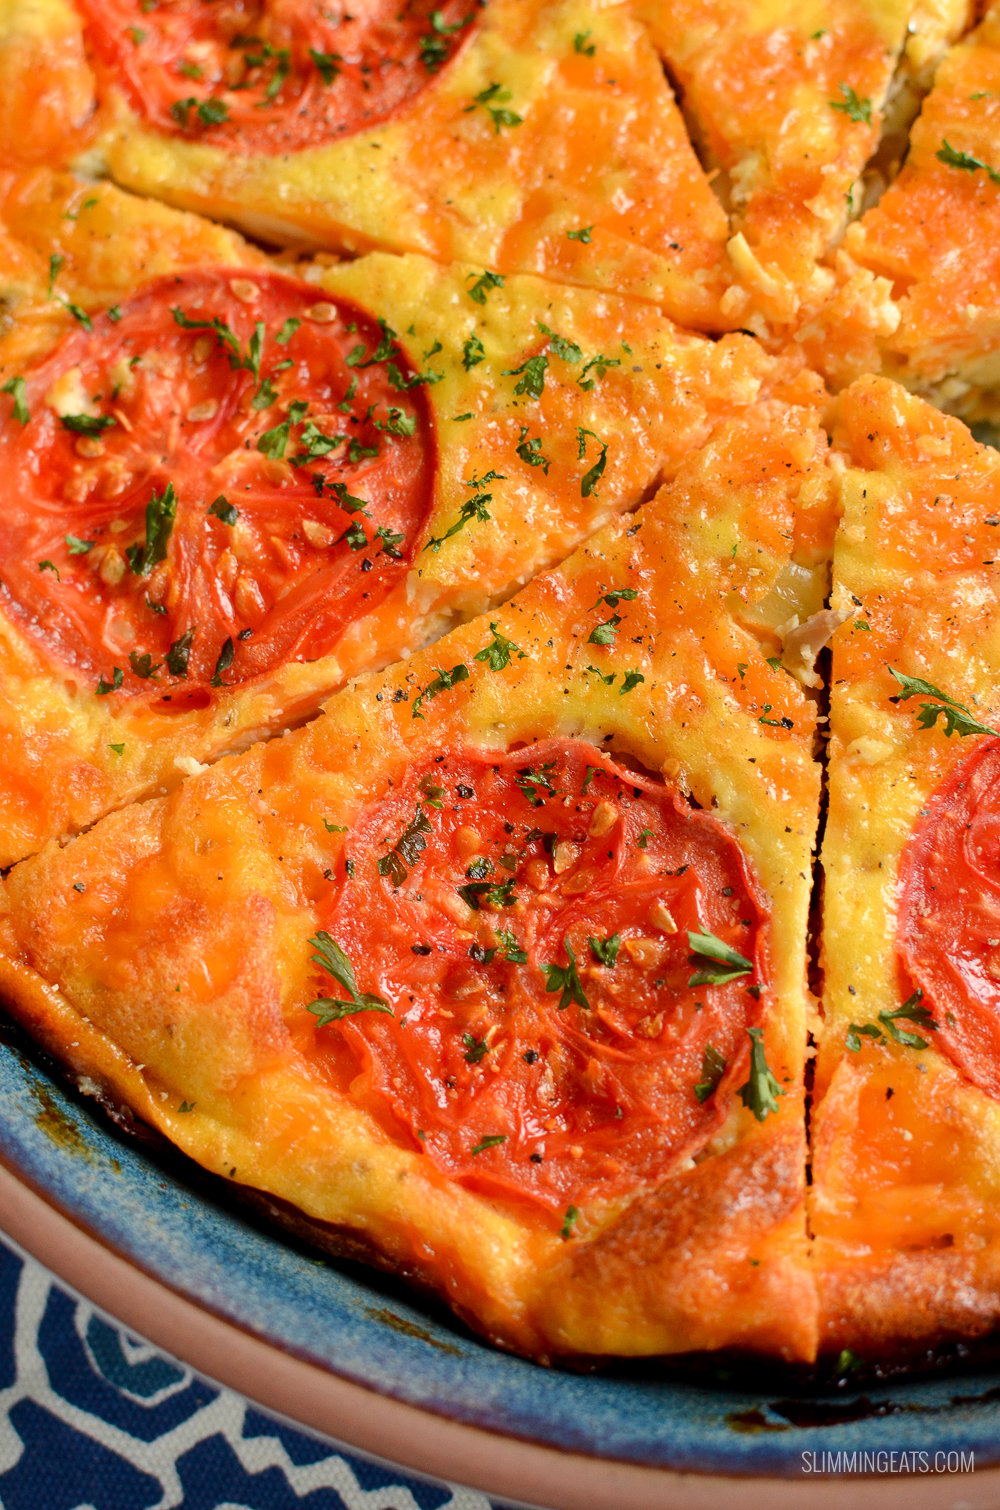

898,737,1000,1099
0,269,435,701
78,0,480,155
311,740,771,1220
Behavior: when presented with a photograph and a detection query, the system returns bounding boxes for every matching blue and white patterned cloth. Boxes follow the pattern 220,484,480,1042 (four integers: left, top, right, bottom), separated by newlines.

0,1236,501,1510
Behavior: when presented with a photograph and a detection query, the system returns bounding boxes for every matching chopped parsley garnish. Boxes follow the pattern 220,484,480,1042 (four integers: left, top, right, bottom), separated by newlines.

419,774,446,809
636,828,653,849
687,929,754,987
470,1134,506,1156
464,80,522,132
251,376,278,410
889,667,1000,738
497,928,528,964
420,10,470,71
96,667,124,695
573,30,595,55
423,469,504,552
591,587,637,610
462,331,486,369
462,1032,490,1064
375,525,406,559
587,932,620,966
1,376,28,425
567,225,593,242
125,483,176,576
411,661,470,719
503,352,548,398
577,427,608,496
257,398,309,460
474,621,526,670
537,322,583,363
329,481,370,514
275,317,301,345
560,1205,579,1240
47,254,63,295
694,1044,727,1104
210,636,235,687
620,669,645,695
586,665,616,686
377,804,432,887
208,495,239,525
577,352,620,390
128,650,161,680
515,425,551,473
737,1027,784,1121
936,138,1000,185
165,626,195,678
587,614,621,646
515,761,557,806
543,937,589,1010
466,270,505,305
171,95,230,128
830,83,872,124
306,931,393,1025
346,317,399,369
374,406,417,437
846,990,938,1052
64,303,93,330
309,47,342,84
38,559,60,581
171,306,242,365
60,412,116,436
65,533,93,554
457,877,518,911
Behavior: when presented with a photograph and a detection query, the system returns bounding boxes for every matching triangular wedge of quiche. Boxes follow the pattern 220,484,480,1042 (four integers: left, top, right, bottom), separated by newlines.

0,395,832,1363
814,375,1000,1356
0,169,809,865
805,4,1000,419
2,0,737,330
635,0,972,333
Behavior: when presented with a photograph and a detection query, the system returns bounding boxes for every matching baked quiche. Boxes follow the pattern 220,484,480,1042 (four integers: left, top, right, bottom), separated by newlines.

814,376,1000,1353
0,0,736,330
0,168,797,866
0,396,830,1361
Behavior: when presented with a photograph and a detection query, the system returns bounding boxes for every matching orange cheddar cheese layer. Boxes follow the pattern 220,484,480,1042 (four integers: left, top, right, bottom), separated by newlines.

0,168,809,866
3,0,737,330
0,397,831,1363
635,0,971,333
823,3,1000,418
814,375,1000,1356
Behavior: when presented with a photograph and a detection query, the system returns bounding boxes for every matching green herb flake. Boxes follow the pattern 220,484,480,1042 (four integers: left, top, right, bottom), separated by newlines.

65,533,94,554
60,412,116,436
544,937,589,1010
1,376,29,425
936,138,1000,185
560,1205,579,1240
462,1032,490,1064
126,482,176,576
587,932,620,967
470,1134,506,1156
411,662,470,719
38,559,60,581
694,1044,727,1104
503,352,548,398
466,270,505,305
306,930,393,1025
573,30,595,54
165,626,196,678
208,495,239,525
567,225,593,242
830,83,872,124
687,929,754,988
889,666,1000,738
620,669,645,695
737,1026,784,1121
474,621,526,670
96,667,124,695
577,426,608,496
377,805,432,888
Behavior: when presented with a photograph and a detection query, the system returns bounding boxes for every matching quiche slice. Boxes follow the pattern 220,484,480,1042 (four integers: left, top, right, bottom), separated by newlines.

635,0,972,333
808,2,1000,419
3,0,736,331
0,396,831,1362
0,169,803,866
813,375,1000,1355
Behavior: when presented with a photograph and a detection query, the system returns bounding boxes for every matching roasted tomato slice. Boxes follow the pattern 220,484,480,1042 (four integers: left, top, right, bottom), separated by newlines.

78,0,480,155
308,740,771,1219
0,269,435,700
898,737,1000,1099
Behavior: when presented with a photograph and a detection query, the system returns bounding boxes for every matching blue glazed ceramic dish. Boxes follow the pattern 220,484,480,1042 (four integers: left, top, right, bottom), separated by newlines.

2,1021,1000,1484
